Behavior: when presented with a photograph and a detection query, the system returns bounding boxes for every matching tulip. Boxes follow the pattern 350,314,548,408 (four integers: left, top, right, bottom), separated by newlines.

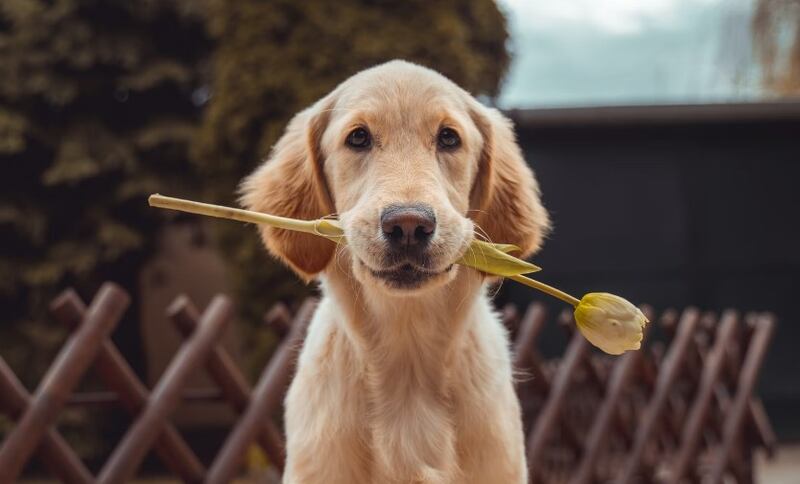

508,274,647,355
573,293,648,354
149,194,646,354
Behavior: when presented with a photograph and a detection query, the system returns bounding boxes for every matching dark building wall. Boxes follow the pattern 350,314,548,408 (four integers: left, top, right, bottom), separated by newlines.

501,104,800,439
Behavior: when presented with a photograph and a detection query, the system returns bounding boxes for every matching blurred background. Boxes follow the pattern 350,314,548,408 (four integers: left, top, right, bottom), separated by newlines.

1,0,798,480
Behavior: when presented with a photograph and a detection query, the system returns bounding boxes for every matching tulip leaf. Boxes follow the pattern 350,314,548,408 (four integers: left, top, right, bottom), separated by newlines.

458,240,541,276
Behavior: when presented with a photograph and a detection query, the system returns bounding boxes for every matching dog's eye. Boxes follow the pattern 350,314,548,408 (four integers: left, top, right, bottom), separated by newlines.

345,127,371,150
437,127,461,150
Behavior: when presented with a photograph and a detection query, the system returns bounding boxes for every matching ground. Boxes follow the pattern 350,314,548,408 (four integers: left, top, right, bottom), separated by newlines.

17,446,800,483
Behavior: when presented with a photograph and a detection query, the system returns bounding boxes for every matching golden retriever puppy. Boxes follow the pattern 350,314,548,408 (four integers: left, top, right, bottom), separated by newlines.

241,60,549,484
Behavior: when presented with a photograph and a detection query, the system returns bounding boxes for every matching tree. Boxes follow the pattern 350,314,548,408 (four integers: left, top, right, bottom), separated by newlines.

193,0,511,345
0,0,210,387
0,0,511,380
753,0,800,94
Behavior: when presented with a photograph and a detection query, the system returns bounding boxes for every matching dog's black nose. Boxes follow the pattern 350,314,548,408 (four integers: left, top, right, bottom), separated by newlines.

381,204,436,247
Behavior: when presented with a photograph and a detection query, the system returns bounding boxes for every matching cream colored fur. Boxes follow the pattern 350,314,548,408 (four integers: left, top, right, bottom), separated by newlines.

241,60,549,484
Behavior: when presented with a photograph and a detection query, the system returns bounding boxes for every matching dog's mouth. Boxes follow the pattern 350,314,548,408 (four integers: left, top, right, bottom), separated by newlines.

365,262,454,290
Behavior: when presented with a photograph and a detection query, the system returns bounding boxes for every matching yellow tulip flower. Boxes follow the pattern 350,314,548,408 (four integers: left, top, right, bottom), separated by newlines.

573,293,648,355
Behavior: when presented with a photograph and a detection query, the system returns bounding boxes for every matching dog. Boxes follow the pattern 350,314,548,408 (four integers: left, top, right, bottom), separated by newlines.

241,60,549,484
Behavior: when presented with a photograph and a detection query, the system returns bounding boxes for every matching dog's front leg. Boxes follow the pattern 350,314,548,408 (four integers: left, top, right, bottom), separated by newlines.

283,370,373,483
282,315,374,484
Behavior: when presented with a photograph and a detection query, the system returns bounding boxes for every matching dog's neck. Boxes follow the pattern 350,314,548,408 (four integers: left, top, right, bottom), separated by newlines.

320,259,487,476
321,260,486,370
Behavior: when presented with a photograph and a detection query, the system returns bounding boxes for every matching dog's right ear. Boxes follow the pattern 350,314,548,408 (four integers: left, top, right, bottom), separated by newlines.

239,99,336,281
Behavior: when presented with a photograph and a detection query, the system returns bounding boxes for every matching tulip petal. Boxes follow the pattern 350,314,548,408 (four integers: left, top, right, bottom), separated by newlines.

457,240,541,276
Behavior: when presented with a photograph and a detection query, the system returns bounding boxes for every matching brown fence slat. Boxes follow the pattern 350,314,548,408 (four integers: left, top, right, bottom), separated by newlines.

748,398,777,457
0,282,129,483
512,302,548,390
502,303,521,335
65,388,223,407
264,302,292,338
570,350,642,484
667,310,738,483
526,322,591,482
169,294,287,471
717,315,778,457
51,289,206,483
97,295,232,484
0,358,94,484
709,313,775,484
205,298,317,484
616,307,700,483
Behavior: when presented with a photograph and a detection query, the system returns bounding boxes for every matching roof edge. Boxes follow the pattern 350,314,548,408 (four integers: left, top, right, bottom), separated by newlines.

505,100,800,127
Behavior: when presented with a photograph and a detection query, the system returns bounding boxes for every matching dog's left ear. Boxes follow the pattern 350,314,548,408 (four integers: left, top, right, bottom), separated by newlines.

469,104,550,258
239,98,336,281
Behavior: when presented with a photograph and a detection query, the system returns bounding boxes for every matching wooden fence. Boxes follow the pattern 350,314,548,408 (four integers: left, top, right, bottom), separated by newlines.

0,282,776,483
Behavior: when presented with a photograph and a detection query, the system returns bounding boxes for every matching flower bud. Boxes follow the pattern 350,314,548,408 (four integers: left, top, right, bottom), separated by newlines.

574,293,648,355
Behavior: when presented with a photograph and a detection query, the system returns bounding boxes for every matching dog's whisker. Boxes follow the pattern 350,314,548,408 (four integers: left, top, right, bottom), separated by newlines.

472,222,493,244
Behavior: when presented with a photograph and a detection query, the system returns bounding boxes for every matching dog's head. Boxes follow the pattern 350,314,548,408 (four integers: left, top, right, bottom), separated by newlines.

241,60,549,293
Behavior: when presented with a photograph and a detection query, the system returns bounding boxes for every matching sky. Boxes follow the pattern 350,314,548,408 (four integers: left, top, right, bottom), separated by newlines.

496,0,763,108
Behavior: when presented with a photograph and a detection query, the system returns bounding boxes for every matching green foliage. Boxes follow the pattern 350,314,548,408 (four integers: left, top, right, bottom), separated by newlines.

0,0,209,385
193,0,511,331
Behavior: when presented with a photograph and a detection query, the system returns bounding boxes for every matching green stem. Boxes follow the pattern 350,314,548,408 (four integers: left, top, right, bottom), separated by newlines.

508,274,581,307
149,194,319,234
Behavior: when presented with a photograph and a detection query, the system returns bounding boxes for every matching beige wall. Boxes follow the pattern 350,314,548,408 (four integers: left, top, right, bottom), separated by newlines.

139,221,241,427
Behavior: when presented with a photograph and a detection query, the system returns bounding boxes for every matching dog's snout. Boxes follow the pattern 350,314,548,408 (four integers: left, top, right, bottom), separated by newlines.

381,204,436,247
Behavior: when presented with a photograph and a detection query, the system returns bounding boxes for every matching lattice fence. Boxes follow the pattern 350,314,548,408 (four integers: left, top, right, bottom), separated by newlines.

0,282,776,483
